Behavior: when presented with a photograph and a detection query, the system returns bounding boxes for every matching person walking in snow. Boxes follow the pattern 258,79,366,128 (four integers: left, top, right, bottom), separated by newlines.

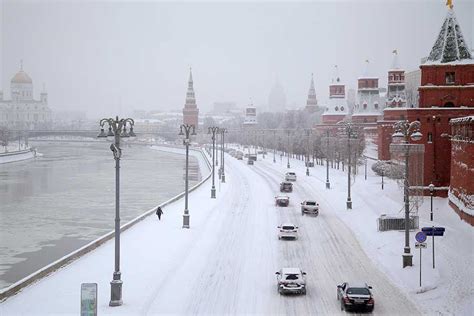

156,206,163,220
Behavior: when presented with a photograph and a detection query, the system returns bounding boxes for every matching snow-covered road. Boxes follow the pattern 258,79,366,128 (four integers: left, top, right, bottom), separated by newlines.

2,147,465,315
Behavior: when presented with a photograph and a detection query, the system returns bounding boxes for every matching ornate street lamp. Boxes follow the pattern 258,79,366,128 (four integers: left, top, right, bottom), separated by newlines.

220,128,227,183
97,116,136,307
179,124,196,228
208,126,219,198
339,122,358,209
305,129,312,176
392,119,422,268
325,129,331,189
272,130,277,163
286,130,291,169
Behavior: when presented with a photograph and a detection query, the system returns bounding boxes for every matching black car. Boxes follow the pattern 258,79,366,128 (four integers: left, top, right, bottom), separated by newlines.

280,181,293,192
337,282,374,312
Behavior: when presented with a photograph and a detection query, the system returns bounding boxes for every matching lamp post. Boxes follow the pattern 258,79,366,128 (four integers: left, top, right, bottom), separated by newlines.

272,130,276,163
208,126,219,198
429,183,435,221
261,130,266,159
286,130,291,169
179,124,196,228
340,122,357,209
392,120,422,268
305,129,311,176
221,128,227,183
325,129,330,189
97,116,136,307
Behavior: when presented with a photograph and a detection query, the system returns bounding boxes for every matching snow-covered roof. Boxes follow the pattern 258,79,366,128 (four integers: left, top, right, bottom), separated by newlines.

450,116,474,124
424,9,473,65
281,268,302,274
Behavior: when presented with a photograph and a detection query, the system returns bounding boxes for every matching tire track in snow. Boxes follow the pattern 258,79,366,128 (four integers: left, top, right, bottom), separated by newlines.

256,158,421,315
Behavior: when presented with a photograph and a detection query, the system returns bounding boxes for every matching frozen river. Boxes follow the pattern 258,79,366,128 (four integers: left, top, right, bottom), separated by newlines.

0,141,200,290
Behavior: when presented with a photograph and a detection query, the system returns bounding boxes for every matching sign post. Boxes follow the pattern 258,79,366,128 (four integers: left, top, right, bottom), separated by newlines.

421,226,445,269
415,231,427,287
81,283,98,316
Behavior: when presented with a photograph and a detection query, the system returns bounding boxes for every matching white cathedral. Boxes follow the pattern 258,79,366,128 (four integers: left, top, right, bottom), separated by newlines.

0,63,52,129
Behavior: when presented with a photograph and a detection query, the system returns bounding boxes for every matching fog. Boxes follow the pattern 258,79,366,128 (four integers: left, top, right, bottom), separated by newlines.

1,0,473,118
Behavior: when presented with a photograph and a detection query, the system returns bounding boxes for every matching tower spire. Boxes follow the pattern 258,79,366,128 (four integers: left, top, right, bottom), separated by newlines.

391,49,400,69
427,4,471,63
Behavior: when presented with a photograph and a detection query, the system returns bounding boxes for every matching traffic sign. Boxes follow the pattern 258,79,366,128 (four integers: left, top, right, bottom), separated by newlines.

415,242,427,248
415,231,427,243
422,227,445,236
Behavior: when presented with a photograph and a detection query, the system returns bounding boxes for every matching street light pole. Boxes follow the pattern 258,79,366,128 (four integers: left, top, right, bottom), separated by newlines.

429,183,434,221
221,128,227,183
287,130,291,169
340,122,356,209
179,124,196,228
305,129,311,176
273,130,276,163
97,116,136,307
326,129,330,189
208,126,219,198
392,120,423,268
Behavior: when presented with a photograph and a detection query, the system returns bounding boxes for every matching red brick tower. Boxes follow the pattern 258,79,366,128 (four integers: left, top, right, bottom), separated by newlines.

182,68,199,126
378,4,474,196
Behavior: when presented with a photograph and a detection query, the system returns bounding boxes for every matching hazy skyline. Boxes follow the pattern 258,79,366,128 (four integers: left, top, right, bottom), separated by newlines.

1,0,473,118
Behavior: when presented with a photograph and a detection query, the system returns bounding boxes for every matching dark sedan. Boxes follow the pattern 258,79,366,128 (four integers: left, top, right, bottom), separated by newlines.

337,282,374,312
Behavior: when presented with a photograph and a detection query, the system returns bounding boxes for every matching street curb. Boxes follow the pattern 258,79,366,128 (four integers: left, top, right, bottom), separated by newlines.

0,146,211,302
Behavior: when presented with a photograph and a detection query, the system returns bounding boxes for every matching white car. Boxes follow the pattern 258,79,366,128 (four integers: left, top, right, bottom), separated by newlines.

275,268,307,295
285,172,297,181
278,223,298,239
301,200,319,216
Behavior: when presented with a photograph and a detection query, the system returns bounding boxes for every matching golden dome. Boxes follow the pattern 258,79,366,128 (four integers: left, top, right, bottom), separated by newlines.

11,70,32,84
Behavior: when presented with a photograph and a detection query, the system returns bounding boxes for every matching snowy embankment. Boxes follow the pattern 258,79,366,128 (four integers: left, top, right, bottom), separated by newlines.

1,146,421,316
0,145,210,303
259,152,473,316
0,147,471,315
0,149,35,164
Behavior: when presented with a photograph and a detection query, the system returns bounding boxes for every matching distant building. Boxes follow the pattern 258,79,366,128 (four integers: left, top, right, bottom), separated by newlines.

304,74,319,113
211,102,237,115
351,60,385,124
268,80,287,112
182,68,199,127
243,105,257,128
322,67,349,124
0,62,52,129
386,50,407,108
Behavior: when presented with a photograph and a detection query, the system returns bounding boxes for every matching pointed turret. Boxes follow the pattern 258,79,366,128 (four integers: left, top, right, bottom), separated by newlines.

387,50,406,108
322,65,348,124
182,67,199,126
304,74,318,113
426,6,472,64
391,49,401,70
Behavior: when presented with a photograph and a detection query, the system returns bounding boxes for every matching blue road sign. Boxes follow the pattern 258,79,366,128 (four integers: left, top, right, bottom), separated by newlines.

415,231,427,243
422,227,445,236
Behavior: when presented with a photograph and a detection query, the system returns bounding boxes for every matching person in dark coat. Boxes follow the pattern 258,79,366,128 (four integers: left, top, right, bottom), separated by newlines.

156,206,163,220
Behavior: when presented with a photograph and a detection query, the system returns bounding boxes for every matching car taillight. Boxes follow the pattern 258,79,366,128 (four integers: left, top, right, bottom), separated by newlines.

343,296,350,303
368,297,374,304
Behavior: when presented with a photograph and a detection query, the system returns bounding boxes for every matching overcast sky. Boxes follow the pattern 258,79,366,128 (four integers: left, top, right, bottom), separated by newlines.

1,0,473,119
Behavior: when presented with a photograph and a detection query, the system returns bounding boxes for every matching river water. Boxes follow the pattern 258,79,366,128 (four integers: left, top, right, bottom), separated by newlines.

0,141,200,290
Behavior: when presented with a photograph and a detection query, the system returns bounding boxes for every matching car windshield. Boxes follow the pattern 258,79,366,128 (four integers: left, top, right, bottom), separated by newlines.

288,173,295,175
282,226,295,230
347,287,370,295
284,273,300,280
306,202,316,205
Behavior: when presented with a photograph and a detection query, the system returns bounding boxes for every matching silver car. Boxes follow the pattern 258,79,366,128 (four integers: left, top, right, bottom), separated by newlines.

275,268,307,295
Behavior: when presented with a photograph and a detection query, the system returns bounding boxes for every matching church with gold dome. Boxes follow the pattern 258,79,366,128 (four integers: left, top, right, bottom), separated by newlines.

0,62,52,129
